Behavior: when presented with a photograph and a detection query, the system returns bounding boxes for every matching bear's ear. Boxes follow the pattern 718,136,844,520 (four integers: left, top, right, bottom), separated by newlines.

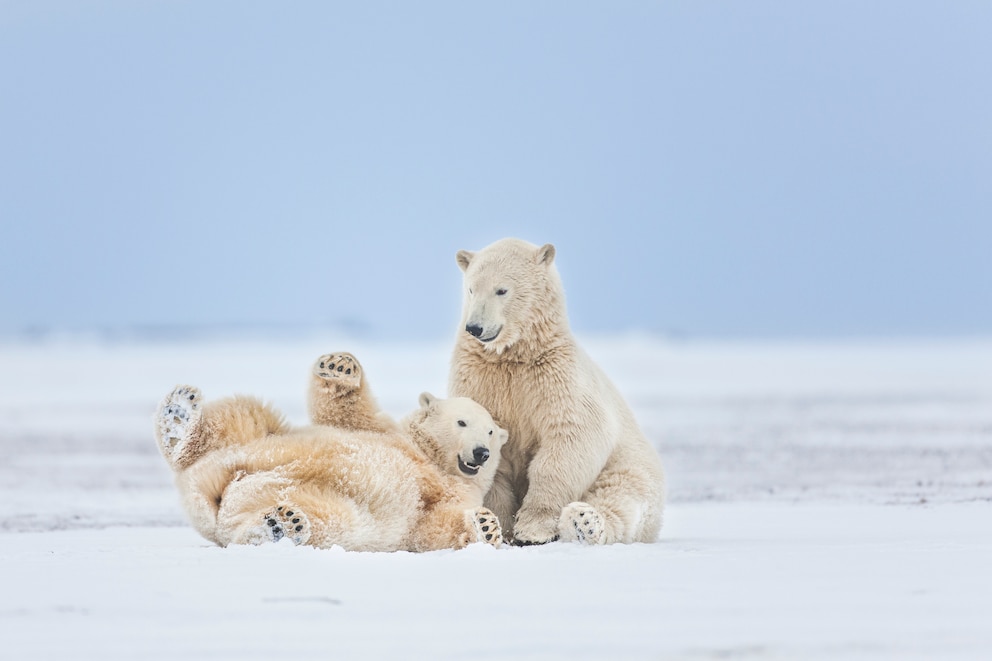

418,392,437,409
496,428,509,446
456,250,474,272
535,243,555,266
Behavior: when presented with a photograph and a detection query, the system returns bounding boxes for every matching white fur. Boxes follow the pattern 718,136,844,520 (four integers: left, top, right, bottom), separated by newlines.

450,238,666,545
154,353,508,552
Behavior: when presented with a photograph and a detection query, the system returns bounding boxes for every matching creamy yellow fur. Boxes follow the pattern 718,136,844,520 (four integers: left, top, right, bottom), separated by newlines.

154,353,507,552
449,238,666,545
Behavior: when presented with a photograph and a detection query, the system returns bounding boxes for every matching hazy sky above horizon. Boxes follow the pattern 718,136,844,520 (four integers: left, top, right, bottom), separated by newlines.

2,2,989,340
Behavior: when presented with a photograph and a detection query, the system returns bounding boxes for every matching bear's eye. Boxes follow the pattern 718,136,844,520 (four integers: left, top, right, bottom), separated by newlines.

488,429,493,435
496,288,507,296
457,420,467,427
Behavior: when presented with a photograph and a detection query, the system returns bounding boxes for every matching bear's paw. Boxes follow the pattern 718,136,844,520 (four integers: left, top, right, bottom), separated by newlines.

155,385,202,464
558,501,605,545
312,352,363,391
470,507,503,548
511,510,560,546
256,505,312,546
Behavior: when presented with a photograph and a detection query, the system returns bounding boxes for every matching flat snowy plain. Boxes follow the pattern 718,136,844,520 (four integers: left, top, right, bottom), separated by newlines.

2,333,991,660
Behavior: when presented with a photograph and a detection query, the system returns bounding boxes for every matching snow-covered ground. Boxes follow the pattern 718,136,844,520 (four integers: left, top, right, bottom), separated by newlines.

2,334,991,659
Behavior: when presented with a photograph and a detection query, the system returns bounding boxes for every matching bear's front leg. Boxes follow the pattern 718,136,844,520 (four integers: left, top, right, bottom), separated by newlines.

408,506,503,551
308,352,397,432
511,430,611,545
471,508,503,548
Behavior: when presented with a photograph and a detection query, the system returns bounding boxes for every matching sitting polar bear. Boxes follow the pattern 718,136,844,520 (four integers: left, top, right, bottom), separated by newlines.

153,352,507,552
449,238,666,545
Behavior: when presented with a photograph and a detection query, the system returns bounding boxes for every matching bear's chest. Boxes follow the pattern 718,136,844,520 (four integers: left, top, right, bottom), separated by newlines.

484,364,558,451
454,347,576,454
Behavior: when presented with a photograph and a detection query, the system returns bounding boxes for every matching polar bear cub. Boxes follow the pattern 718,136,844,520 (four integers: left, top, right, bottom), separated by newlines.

154,352,507,552
450,238,666,545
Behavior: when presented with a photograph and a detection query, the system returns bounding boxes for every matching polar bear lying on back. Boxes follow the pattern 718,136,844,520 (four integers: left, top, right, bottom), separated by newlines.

449,238,666,545
154,352,507,552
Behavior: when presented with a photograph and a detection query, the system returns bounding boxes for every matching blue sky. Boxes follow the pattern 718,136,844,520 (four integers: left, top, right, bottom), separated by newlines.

1,2,989,340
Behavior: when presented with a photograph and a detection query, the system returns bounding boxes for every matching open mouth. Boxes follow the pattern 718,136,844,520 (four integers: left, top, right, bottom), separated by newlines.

477,328,502,343
457,455,482,476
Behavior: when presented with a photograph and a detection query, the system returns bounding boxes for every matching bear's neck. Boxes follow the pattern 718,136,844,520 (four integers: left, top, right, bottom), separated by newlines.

405,416,446,468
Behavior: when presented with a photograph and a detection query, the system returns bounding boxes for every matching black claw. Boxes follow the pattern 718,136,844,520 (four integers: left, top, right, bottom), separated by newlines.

481,525,490,532
292,518,300,524
286,511,294,517
345,368,351,375
319,362,325,368
337,365,344,372
485,534,493,541
188,394,195,400
295,525,303,532
512,535,559,547
328,363,335,370
267,519,276,526
277,506,283,511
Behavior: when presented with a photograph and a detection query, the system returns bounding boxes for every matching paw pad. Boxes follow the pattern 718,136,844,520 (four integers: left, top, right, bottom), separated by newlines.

313,353,362,389
263,506,311,545
472,508,503,548
560,502,605,545
155,385,202,462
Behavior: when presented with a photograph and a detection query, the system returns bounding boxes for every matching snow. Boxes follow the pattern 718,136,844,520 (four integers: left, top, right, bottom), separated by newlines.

2,334,991,659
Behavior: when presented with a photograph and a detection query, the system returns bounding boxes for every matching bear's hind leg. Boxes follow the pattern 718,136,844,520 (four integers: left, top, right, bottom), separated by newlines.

559,466,663,544
154,385,204,470
155,387,288,471
308,352,396,432
214,474,314,547
558,501,606,545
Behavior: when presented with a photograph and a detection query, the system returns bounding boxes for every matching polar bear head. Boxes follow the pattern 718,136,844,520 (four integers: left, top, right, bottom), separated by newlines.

456,237,565,354
409,392,507,492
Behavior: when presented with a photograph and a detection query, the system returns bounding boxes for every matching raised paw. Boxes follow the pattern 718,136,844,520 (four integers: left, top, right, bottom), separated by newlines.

558,501,605,545
312,352,362,391
154,385,202,465
260,505,312,546
470,507,503,548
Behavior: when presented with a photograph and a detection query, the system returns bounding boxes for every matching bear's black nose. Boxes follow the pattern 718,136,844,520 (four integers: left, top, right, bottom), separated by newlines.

473,446,490,464
465,324,484,338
